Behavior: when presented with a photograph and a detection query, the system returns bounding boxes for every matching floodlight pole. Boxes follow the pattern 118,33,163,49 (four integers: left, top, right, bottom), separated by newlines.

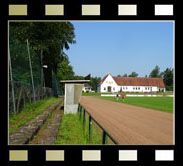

27,39,36,102
41,50,46,96
9,47,16,114
41,50,43,87
40,50,46,94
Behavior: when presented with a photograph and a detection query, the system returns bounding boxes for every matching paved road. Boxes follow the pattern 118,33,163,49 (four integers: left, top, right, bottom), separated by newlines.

80,96,173,145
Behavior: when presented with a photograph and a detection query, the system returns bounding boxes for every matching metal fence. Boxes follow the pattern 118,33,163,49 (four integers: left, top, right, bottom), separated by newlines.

9,81,53,114
8,38,62,114
78,103,119,145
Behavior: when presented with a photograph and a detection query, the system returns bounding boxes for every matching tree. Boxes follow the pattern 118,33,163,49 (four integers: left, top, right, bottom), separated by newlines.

162,68,173,91
84,74,91,80
57,55,75,80
128,72,138,77
122,74,128,77
89,77,101,92
9,22,76,87
149,65,162,78
73,75,84,80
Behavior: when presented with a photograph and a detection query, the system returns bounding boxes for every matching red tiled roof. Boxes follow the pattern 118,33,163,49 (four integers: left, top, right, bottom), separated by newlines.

100,74,165,88
113,77,165,88
99,74,108,85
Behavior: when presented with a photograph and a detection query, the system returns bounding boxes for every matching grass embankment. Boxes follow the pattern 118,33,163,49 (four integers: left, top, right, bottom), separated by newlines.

55,113,103,144
95,96,173,113
9,97,61,135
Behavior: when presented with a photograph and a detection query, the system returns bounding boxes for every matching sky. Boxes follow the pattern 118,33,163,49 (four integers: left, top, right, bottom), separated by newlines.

64,21,174,78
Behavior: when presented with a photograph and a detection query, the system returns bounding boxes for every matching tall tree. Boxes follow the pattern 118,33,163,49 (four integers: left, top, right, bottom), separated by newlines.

89,77,101,91
9,22,76,87
162,68,173,90
128,72,138,77
149,65,163,78
57,55,75,80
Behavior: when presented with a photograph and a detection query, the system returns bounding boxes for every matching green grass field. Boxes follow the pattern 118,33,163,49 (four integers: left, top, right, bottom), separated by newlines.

55,113,103,144
95,96,173,113
9,97,61,135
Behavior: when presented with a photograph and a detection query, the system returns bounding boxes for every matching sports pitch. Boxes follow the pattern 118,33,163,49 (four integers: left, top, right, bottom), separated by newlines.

95,96,173,113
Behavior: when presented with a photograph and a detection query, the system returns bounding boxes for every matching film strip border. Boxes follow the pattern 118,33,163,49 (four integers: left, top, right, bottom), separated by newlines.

8,149,175,162
3,1,179,166
7,2,175,18
8,4,174,16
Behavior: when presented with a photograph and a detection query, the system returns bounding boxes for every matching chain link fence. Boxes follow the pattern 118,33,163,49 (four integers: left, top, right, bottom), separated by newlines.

9,81,53,114
9,39,61,114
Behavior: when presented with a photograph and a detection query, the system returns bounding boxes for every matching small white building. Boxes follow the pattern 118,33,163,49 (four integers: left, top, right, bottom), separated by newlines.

82,83,92,92
98,73,165,93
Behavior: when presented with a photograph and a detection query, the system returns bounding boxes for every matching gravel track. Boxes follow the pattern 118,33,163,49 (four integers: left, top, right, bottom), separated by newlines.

80,96,173,145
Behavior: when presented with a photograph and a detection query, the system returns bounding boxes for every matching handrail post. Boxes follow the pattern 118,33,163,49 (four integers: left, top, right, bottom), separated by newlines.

80,106,82,120
102,130,108,144
89,115,92,143
78,104,80,113
83,109,86,127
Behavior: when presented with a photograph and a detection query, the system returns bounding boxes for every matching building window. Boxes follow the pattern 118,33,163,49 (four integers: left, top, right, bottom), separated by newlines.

104,87,106,90
113,87,115,90
126,87,128,90
138,87,140,90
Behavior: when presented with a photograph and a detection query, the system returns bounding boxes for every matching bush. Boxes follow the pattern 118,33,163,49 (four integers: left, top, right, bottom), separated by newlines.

166,86,173,91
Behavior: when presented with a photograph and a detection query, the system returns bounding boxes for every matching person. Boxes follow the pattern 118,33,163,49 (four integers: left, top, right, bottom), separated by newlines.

116,93,119,101
121,93,125,102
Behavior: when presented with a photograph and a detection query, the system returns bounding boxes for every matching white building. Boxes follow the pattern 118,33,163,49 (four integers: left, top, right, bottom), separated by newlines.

82,83,92,92
98,73,165,93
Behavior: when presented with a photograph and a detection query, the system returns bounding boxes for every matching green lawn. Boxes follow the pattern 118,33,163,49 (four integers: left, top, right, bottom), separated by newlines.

9,97,61,135
55,113,103,144
95,96,173,113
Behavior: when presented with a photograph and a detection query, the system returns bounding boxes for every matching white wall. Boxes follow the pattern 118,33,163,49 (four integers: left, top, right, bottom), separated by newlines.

100,74,119,93
120,86,159,92
99,75,165,93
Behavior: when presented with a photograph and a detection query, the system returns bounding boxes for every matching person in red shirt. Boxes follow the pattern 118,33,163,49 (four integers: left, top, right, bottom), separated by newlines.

121,94,125,102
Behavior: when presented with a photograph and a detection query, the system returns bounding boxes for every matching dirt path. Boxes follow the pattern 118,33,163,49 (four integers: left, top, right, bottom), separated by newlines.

9,99,62,145
29,104,63,145
80,96,173,145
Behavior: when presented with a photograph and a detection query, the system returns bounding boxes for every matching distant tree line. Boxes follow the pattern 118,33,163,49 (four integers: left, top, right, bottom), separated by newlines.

117,65,173,91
